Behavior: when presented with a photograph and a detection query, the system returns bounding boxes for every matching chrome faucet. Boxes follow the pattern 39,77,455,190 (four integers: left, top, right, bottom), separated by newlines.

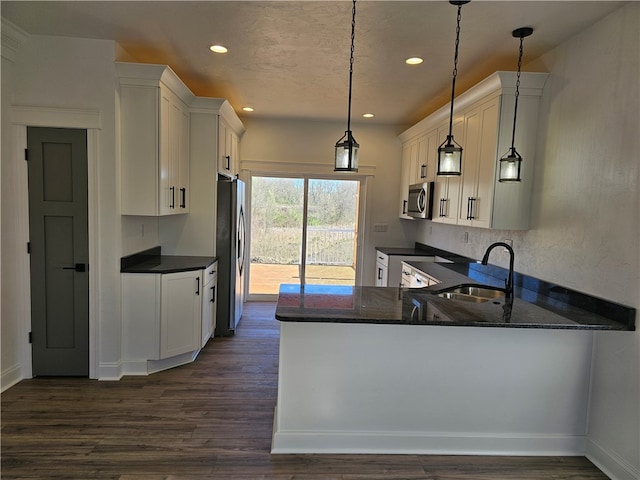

481,242,515,298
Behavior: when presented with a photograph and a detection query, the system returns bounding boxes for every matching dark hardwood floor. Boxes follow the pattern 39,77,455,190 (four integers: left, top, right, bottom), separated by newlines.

2,302,609,479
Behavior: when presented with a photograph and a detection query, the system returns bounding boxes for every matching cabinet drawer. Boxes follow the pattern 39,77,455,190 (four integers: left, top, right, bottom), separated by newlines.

376,251,389,268
204,261,218,285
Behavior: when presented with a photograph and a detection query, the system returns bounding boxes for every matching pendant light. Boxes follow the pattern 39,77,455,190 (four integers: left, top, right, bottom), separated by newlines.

499,27,533,182
437,0,470,176
334,0,359,172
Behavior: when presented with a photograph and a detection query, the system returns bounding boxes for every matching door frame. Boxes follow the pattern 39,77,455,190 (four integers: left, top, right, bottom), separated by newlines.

12,105,101,379
241,163,372,302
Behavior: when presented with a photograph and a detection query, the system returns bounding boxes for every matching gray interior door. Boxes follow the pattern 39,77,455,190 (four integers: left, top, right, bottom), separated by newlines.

27,127,89,376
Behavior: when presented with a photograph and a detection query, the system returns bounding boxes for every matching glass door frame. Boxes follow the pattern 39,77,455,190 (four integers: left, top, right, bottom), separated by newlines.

244,171,368,302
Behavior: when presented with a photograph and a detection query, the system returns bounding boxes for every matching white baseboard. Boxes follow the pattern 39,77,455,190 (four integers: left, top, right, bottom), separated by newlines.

119,350,201,377
1,363,23,392
147,350,200,374
587,438,640,480
271,430,587,456
97,361,123,381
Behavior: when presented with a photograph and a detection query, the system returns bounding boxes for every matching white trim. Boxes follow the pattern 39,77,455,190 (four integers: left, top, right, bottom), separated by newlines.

243,169,368,297
1,18,28,62
241,159,375,177
587,438,640,480
11,105,102,380
399,71,549,142
272,430,587,455
0,363,22,392
12,105,101,130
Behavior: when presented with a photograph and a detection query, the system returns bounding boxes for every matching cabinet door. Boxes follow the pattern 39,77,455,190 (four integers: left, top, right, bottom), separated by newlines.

416,135,428,182
218,117,233,176
432,121,462,224
458,105,482,226
159,85,174,215
176,99,190,212
473,99,499,228
458,97,499,228
375,261,388,287
201,264,217,347
399,141,417,218
161,270,202,358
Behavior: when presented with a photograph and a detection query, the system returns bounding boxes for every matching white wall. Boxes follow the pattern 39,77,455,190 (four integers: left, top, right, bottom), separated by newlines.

239,117,417,285
415,4,639,478
1,20,27,390
2,34,122,381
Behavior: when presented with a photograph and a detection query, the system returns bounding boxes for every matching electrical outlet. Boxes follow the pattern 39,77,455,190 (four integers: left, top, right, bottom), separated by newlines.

503,238,513,253
464,231,469,243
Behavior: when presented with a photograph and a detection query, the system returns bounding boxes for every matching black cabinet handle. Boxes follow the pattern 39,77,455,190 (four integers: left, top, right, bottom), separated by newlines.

377,268,383,281
225,155,231,170
195,277,200,296
439,198,447,217
210,286,215,303
467,197,476,220
420,164,427,179
170,186,175,209
402,200,407,215
180,188,186,208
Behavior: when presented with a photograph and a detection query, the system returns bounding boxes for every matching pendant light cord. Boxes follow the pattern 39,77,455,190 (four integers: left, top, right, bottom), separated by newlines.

347,0,356,135
510,35,524,151
447,3,463,138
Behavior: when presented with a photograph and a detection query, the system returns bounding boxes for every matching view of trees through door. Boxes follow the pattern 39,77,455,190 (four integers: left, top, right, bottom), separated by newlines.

249,176,359,295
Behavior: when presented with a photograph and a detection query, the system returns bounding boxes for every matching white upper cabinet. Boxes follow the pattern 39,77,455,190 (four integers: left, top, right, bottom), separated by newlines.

218,115,241,178
399,71,548,229
118,62,191,216
398,130,437,219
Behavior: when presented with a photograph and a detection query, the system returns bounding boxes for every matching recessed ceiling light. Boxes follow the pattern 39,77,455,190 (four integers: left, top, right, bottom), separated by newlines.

405,57,423,65
242,107,254,112
209,45,228,54
362,113,375,118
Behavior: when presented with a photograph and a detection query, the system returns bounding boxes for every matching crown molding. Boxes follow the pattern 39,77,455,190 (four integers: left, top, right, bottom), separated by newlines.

1,18,28,62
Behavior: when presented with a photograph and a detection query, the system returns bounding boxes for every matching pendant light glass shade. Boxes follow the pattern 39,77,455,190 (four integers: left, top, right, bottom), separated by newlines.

437,0,470,177
334,0,359,172
335,131,360,171
499,147,522,182
498,26,533,182
437,135,463,176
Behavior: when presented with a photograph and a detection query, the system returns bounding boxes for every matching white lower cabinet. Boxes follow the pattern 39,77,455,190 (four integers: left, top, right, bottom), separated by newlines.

375,250,437,287
160,270,202,359
375,251,390,286
122,268,206,374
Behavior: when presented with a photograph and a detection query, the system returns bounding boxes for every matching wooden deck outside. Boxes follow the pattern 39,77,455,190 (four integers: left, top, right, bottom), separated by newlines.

249,263,355,295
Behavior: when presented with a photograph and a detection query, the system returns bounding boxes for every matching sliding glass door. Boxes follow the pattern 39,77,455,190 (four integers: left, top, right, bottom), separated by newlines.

249,175,360,297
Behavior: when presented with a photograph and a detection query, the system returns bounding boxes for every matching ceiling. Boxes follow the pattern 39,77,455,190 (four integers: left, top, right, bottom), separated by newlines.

1,1,626,129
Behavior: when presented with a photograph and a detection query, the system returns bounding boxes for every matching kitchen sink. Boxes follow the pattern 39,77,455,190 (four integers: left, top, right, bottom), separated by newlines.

435,285,505,303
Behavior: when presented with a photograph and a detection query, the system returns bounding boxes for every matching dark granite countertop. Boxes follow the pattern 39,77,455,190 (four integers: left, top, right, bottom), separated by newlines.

121,246,216,274
276,244,635,331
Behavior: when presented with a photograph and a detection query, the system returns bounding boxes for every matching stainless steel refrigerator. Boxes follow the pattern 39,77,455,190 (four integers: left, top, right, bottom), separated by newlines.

215,177,246,336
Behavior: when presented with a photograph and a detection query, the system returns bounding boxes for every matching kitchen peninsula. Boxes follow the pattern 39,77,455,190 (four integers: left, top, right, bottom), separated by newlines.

271,248,634,455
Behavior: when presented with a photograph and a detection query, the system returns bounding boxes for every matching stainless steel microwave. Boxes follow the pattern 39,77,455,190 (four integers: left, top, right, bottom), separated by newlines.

407,182,434,219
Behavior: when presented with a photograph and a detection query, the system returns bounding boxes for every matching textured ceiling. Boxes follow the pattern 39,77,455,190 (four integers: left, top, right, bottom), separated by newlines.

1,1,626,128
